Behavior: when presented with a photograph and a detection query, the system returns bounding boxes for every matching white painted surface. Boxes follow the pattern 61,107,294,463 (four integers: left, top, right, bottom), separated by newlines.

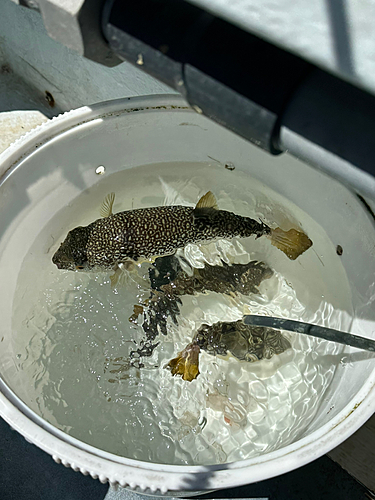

3,0,375,101
187,0,375,95
0,111,48,153
0,0,176,113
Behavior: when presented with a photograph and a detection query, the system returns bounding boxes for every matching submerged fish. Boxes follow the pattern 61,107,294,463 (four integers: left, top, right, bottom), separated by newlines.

166,320,292,382
139,257,273,338
161,258,273,297
129,257,274,365
52,191,312,284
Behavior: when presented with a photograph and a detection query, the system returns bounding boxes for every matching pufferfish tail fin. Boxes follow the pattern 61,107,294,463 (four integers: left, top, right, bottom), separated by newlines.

193,191,218,219
269,227,313,260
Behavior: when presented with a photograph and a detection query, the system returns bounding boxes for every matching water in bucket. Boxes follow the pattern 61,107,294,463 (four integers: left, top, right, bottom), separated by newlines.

10,161,353,465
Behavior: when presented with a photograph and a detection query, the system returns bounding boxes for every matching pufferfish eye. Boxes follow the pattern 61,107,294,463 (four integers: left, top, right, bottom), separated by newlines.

76,265,85,270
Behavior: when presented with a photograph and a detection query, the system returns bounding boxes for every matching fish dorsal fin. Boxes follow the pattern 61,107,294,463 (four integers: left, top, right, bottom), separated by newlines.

193,191,218,220
100,192,115,218
195,191,218,210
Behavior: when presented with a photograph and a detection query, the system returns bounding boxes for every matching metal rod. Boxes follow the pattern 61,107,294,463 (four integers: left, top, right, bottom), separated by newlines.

243,315,375,352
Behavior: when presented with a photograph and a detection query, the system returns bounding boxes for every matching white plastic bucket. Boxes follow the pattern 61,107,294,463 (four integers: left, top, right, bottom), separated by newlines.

0,95,375,495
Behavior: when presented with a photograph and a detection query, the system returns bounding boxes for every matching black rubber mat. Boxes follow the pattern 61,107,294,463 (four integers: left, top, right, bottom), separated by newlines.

0,416,108,500
197,455,369,500
0,415,370,500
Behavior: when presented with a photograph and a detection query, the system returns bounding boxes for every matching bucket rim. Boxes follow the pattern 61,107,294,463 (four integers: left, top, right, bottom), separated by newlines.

1,94,374,493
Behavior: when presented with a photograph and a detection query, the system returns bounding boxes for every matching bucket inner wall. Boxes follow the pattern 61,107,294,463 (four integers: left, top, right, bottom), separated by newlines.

0,97,375,471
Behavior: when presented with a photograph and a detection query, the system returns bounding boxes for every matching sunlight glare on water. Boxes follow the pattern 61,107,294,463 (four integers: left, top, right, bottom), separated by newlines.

11,162,353,465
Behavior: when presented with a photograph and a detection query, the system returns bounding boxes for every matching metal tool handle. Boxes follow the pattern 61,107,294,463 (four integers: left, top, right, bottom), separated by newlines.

243,315,375,352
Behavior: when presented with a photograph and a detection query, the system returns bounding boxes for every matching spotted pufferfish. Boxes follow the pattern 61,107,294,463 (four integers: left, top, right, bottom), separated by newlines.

167,320,292,382
52,191,312,285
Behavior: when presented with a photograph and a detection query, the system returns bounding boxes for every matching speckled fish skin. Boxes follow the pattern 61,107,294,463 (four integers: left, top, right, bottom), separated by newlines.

166,320,292,381
194,320,291,362
140,258,273,341
52,205,270,271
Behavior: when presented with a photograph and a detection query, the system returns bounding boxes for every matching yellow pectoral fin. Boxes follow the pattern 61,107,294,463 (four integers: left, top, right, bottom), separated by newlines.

129,304,144,324
110,260,152,289
110,261,135,288
269,227,313,260
166,343,200,382
137,256,157,265
110,266,123,288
